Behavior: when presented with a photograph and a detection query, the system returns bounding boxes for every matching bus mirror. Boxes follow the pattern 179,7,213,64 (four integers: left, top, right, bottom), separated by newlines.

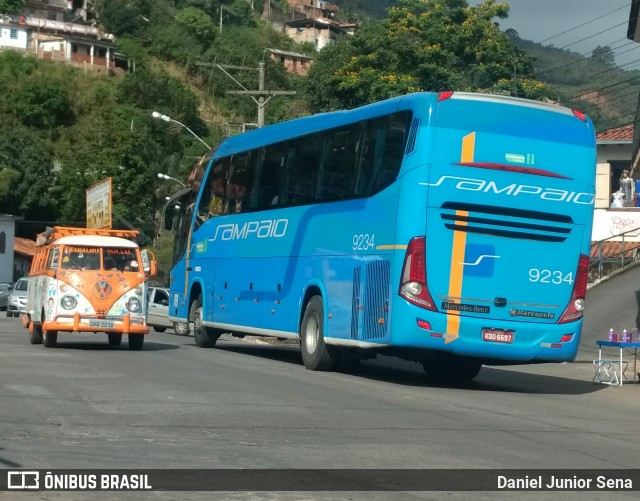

164,211,174,231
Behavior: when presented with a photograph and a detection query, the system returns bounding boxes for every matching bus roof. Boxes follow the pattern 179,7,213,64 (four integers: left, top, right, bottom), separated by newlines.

212,91,579,159
53,235,139,249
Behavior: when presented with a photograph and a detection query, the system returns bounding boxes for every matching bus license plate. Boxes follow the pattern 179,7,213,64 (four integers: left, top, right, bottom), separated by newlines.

89,319,115,329
482,329,514,344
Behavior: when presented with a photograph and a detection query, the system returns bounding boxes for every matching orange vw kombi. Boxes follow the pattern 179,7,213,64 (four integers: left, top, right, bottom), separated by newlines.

24,227,157,350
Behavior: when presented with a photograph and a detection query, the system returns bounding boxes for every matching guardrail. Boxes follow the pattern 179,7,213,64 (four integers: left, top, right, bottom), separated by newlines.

589,227,640,285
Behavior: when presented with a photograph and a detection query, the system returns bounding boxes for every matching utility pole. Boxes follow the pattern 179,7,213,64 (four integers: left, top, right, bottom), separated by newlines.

197,61,296,128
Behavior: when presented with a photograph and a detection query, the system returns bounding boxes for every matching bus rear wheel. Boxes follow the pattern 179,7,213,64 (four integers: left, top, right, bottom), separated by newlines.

108,333,122,347
300,296,339,371
128,334,144,351
191,294,219,348
422,357,482,382
43,330,57,348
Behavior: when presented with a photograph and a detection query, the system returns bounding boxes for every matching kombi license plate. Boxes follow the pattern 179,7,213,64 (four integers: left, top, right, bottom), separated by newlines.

89,319,115,329
482,329,514,344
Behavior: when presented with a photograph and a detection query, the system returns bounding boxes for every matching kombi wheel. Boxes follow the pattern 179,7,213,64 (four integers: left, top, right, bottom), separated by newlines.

43,330,57,348
108,333,122,346
128,334,144,351
153,326,167,333
29,322,43,345
300,296,339,371
191,294,219,348
173,321,190,336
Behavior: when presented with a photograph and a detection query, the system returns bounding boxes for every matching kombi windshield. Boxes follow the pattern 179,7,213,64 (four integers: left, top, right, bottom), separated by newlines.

102,248,139,272
60,246,139,272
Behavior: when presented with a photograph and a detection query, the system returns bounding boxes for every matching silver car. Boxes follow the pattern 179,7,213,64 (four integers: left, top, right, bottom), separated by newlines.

147,287,190,335
7,277,28,317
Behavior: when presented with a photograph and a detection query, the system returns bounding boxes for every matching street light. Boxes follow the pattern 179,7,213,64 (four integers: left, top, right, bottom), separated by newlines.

157,172,186,187
151,111,212,150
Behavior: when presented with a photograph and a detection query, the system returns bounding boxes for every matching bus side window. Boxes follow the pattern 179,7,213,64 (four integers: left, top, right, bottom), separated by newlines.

318,124,360,202
226,152,253,214
357,112,411,196
254,143,286,210
283,136,321,207
196,157,229,228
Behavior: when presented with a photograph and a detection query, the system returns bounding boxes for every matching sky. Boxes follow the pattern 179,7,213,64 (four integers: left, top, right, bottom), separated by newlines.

468,0,637,68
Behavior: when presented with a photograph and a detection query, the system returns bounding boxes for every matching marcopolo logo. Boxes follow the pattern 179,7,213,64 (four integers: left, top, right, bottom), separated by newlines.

7,471,39,489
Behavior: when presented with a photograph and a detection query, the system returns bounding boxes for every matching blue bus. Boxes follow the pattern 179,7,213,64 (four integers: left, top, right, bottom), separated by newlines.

164,91,596,381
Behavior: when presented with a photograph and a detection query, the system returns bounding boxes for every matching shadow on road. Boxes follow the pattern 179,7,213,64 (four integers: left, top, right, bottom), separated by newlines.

213,341,604,395
45,340,180,351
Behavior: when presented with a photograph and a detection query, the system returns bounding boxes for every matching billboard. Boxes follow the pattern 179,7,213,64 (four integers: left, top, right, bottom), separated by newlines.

86,177,112,229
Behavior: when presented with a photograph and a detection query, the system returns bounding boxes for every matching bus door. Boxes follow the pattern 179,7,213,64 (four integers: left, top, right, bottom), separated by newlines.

425,94,595,332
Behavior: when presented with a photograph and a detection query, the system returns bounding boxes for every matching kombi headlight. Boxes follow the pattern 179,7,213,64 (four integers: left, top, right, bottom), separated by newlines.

8,295,15,301
127,297,141,312
61,295,77,310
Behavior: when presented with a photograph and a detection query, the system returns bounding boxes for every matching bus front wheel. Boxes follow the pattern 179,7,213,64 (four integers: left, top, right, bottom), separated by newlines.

300,296,339,371
191,294,219,348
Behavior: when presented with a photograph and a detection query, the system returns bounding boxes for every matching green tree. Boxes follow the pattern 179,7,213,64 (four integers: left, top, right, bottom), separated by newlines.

0,0,25,14
176,7,216,45
592,45,615,67
306,0,549,111
0,114,56,220
14,79,75,130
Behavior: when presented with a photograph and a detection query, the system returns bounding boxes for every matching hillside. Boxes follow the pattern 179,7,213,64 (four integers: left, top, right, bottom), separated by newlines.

512,36,640,132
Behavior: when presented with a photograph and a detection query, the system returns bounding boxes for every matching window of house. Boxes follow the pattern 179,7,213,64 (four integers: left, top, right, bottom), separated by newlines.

10,29,17,39
47,12,57,21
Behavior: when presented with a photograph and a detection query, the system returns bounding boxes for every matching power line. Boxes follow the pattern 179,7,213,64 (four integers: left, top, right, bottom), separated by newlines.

539,3,632,44
557,19,631,51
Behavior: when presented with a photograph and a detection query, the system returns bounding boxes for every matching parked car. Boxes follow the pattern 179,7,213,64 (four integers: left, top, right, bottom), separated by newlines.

7,277,28,317
147,287,190,335
0,283,13,311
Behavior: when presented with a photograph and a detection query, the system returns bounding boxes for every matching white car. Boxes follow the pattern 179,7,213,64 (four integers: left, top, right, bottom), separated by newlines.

7,277,28,318
147,287,190,335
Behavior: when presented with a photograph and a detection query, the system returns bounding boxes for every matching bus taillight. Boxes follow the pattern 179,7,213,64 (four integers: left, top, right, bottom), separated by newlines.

399,237,436,311
558,254,589,324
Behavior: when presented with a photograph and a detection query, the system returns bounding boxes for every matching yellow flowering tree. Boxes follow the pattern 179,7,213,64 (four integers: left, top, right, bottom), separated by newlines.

306,0,553,111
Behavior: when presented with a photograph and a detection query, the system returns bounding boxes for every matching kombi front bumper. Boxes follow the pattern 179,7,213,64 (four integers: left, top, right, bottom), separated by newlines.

43,312,149,335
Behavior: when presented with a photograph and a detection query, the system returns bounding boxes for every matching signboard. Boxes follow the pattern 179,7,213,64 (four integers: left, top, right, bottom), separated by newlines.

592,208,640,242
86,177,112,229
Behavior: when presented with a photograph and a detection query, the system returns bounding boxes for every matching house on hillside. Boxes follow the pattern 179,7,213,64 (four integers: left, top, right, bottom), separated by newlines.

268,48,313,76
596,124,634,209
284,17,352,51
626,1,640,176
0,2,119,73
0,17,30,52
14,237,36,279
264,0,357,50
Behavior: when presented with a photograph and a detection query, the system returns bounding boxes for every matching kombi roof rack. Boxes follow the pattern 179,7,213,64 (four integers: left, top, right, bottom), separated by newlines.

36,226,140,247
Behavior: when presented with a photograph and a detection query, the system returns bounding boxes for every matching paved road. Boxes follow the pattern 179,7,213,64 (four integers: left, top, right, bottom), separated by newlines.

1,268,640,500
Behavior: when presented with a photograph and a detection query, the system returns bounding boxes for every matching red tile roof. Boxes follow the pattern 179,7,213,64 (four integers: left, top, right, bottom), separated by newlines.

596,124,633,142
590,240,640,259
14,237,37,257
